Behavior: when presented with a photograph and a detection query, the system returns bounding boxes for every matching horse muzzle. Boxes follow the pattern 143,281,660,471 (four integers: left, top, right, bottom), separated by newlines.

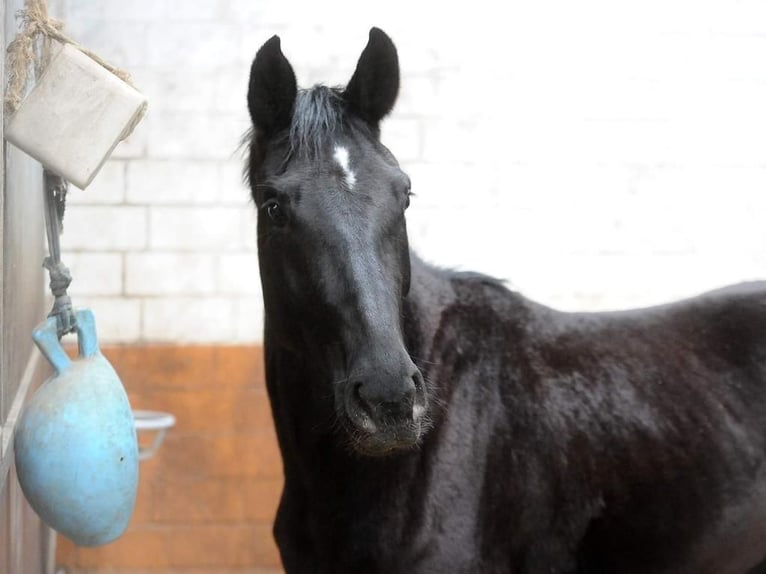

342,365,428,456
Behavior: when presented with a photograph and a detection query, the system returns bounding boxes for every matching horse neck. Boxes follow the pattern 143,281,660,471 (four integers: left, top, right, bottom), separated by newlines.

402,253,457,363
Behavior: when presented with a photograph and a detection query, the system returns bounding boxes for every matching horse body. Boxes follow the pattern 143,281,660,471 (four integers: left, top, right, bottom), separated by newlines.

247,29,766,573
271,263,766,573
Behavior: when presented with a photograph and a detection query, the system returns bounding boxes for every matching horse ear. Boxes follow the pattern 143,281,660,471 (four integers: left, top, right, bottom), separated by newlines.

248,35,298,138
343,28,400,126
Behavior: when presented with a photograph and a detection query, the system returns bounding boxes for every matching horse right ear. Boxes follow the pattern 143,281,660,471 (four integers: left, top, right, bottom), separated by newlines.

343,28,400,127
248,35,298,138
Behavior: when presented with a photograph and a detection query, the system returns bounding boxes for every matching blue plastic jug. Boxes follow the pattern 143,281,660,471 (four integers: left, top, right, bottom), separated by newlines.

14,309,138,546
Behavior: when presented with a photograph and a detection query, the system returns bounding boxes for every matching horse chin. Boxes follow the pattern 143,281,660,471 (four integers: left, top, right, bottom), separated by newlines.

351,429,422,457
344,418,424,457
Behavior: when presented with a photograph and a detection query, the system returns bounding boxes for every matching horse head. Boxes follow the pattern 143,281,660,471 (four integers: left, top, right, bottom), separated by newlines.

247,29,428,456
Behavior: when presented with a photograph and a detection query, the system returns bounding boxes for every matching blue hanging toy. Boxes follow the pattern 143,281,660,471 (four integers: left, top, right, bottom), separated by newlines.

14,171,138,546
16,310,139,546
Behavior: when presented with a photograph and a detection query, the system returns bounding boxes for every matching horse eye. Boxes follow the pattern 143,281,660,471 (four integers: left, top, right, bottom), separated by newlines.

263,200,287,226
404,189,413,210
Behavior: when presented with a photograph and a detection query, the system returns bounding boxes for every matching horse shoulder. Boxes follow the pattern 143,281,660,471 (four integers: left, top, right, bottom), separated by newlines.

437,276,766,572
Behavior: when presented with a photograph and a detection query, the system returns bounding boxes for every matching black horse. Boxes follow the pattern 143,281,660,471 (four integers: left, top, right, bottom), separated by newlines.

246,28,766,574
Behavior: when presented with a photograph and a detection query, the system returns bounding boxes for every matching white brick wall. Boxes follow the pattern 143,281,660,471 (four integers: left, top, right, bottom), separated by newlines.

125,254,217,295
126,160,220,204
49,0,766,343
61,206,147,251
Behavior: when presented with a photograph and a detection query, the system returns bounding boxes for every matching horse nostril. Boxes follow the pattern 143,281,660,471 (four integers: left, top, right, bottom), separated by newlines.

354,382,377,414
352,381,370,414
411,371,423,392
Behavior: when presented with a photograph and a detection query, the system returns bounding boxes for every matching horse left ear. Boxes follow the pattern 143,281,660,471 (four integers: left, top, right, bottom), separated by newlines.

343,28,400,127
248,35,298,138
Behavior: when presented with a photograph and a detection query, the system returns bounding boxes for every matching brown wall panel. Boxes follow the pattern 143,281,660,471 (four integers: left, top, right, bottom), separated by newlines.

57,345,284,574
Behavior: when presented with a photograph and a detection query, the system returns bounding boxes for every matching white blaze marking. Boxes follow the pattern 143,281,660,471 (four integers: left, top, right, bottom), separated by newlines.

333,145,357,190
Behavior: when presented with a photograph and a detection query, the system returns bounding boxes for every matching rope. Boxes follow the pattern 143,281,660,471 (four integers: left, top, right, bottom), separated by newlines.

43,169,77,337
43,258,76,335
4,0,147,138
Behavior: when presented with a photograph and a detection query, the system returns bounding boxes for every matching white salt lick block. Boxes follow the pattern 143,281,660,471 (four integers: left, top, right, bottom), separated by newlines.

5,43,146,189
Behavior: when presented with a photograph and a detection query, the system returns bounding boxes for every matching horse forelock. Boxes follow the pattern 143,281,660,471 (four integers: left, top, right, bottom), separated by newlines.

246,85,376,198
289,86,346,158
246,86,344,184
